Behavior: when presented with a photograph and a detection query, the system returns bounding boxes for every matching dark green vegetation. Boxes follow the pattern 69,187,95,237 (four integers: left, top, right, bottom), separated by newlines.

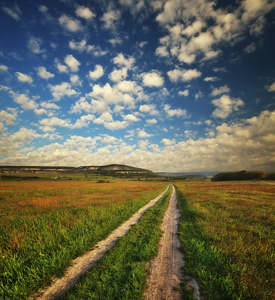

176,182,275,300
212,170,275,181
60,186,172,300
0,180,167,299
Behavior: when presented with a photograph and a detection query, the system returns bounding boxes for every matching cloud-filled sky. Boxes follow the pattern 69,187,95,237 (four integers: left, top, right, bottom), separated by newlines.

0,0,275,172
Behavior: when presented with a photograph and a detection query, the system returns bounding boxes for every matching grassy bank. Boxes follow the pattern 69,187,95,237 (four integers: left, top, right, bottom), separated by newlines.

60,186,172,299
0,180,168,299
176,182,275,300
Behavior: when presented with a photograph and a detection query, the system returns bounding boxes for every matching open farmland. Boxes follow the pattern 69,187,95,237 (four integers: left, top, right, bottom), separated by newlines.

0,178,168,299
176,181,275,300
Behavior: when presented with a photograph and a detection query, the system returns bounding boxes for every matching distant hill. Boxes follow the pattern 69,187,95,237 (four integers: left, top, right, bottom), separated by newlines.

0,164,155,178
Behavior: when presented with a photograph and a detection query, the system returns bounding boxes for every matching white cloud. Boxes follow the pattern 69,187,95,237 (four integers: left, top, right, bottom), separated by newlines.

204,76,219,82
267,82,275,92
161,138,176,146
109,68,128,82
15,72,33,84
27,37,45,54
2,4,21,21
123,114,140,122
0,65,8,72
40,117,71,128
59,15,82,32
101,7,121,29
155,46,169,57
64,54,81,72
49,82,78,101
11,127,40,143
10,93,37,110
88,65,104,80
116,80,135,92
37,67,54,80
211,85,230,97
167,68,201,82
164,104,189,118
212,95,245,119
139,104,159,115
0,109,17,125
146,119,157,125
70,74,82,86
113,53,135,69
69,40,87,52
138,129,152,138
178,90,189,96
38,5,48,13
76,6,95,19
141,71,164,87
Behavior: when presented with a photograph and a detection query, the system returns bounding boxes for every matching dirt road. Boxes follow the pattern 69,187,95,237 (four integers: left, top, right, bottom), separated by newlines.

34,186,169,300
144,185,201,300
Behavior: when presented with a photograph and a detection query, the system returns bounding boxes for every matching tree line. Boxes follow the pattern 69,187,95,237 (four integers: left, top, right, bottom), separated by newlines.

212,170,275,181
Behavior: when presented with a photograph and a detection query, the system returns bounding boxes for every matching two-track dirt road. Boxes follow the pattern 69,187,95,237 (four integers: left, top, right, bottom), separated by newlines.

34,185,201,300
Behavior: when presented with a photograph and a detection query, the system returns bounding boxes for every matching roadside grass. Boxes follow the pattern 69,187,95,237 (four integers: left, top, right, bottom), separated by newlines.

175,181,275,300
60,186,172,300
0,179,168,299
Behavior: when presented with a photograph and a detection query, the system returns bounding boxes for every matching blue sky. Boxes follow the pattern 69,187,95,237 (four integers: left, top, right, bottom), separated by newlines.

0,0,274,172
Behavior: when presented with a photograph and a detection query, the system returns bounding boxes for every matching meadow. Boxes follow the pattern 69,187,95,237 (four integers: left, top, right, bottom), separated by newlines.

0,177,168,299
176,181,275,300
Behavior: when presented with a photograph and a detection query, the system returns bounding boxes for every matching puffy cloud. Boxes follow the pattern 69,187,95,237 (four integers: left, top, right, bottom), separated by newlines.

267,81,275,92
88,83,135,109
64,54,81,72
37,66,55,80
146,118,157,125
113,53,135,69
161,138,176,146
139,104,159,115
212,95,245,119
138,129,152,138
88,65,104,80
155,46,169,57
101,7,121,29
76,6,95,19
59,15,82,32
0,65,8,72
123,114,140,122
178,90,189,96
2,4,21,21
141,71,164,87
0,109,17,125
109,67,128,82
116,80,135,92
167,68,201,82
15,72,33,84
11,127,41,143
70,74,82,86
27,37,45,54
164,104,189,118
69,40,87,52
211,85,230,97
204,76,219,82
40,117,71,128
49,82,78,101
11,93,37,110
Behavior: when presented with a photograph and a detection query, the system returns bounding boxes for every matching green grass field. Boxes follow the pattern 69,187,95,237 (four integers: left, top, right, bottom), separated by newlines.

176,181,275,300
0,179,168,299
0,177,274,300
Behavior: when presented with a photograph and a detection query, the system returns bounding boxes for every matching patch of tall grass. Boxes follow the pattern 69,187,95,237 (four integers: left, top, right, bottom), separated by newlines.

176,182,275,300
60,186,172,299
0,180,168,299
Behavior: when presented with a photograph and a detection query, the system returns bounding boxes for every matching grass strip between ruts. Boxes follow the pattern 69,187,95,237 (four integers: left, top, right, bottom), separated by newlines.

60,186,172,300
